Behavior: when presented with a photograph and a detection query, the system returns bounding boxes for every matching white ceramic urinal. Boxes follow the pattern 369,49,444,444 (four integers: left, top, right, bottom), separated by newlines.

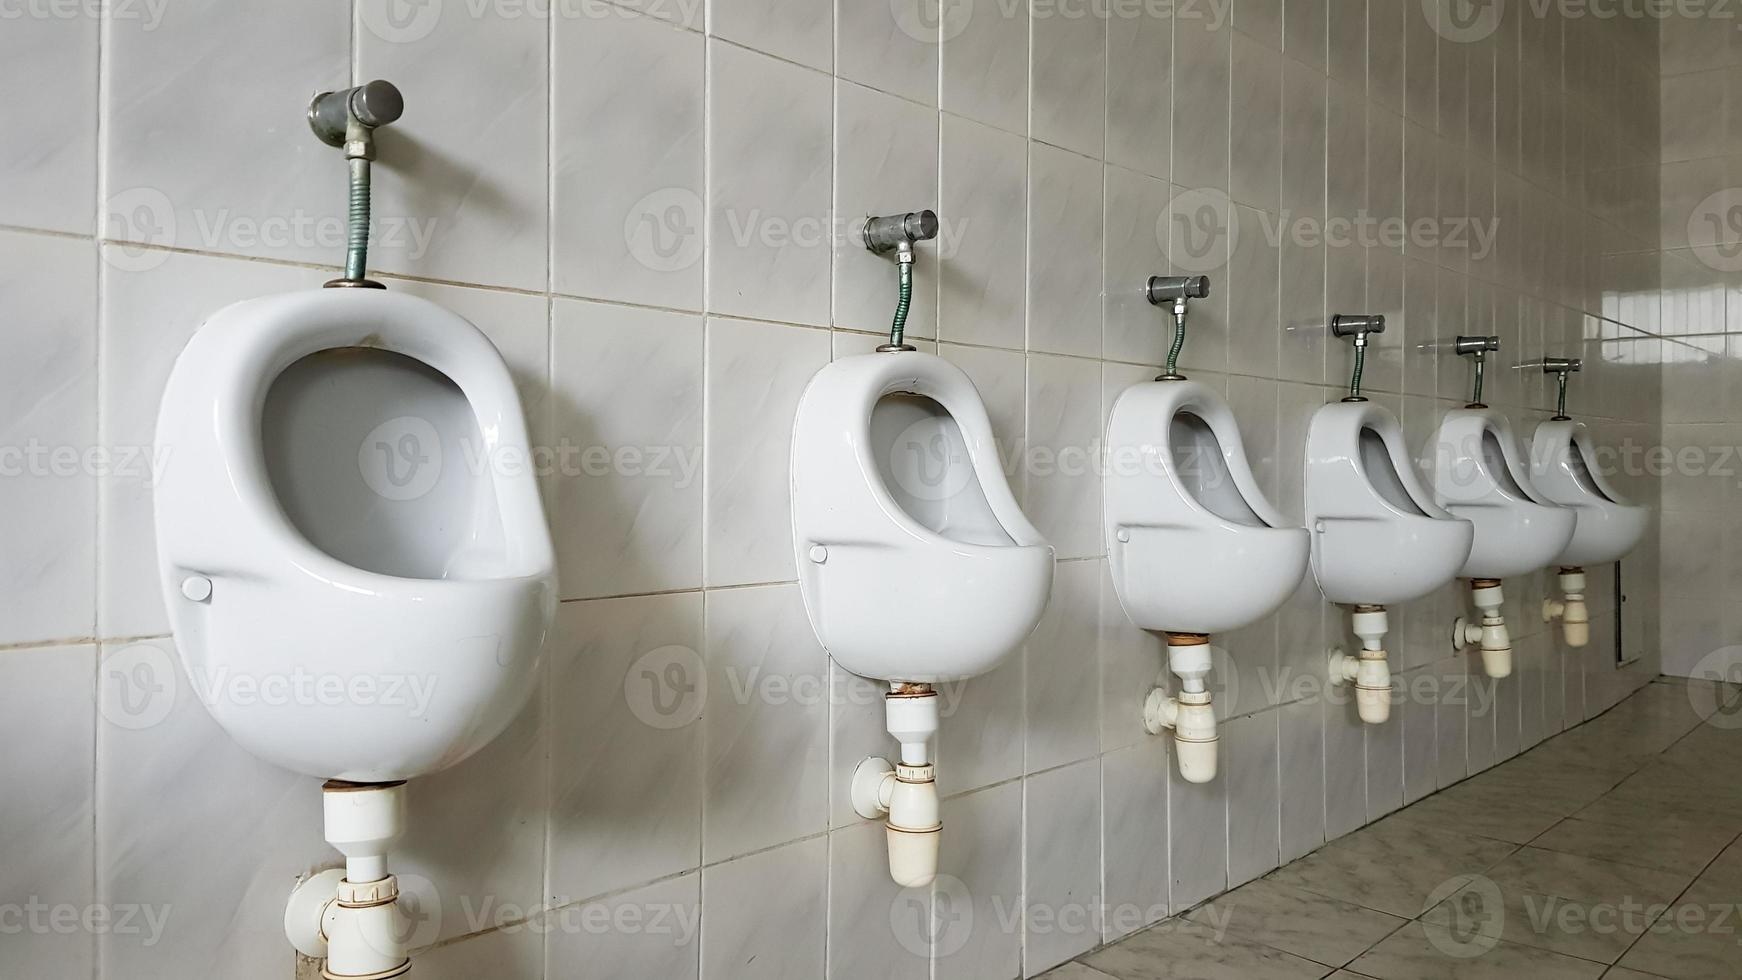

1104,379,1310,781
1428,407,1575,677
1529,420,1648,647
155,288,555,976
791,350,1053,888
1306,401,1473,723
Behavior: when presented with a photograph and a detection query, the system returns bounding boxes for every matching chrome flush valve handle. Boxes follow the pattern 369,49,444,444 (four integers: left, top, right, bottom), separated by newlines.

1145,275,1211,304
1330,313,1386,341
863,210,940,254
308,80,405,150
1454,335,1501,357
1331,314,1386,402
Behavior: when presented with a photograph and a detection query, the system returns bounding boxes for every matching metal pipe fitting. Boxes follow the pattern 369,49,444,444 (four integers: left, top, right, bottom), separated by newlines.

1148,276,1211,381
1455,335,1501,407
1542,356,1581,419
864,210,938,351
309,80,404,289
1331,314,1386,402
863,210,939,254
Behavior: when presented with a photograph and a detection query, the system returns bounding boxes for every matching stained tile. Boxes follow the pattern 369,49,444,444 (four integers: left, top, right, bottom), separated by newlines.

1084,917,1330,980
1347,921,1605,980
700,837,826,979
1428,847,1691,964
0,232,95,646
1186,877,1405,969
1265,818,1518,918
0,645,95,979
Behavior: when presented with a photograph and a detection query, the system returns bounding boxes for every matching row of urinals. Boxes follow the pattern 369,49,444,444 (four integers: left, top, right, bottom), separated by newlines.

148,279,1644,974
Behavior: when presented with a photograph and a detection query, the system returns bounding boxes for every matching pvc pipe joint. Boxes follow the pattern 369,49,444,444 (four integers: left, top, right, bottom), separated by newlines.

1454,581,1512,678
1329,606,1392,724
1143,634,1220,782
1542,567,1589,648
287,782,412,978
849,685,943,888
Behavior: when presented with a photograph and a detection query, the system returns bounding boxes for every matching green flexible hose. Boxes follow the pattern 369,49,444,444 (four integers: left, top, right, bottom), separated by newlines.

889,259,913,348
1348,344,1366,400
1555,372,1569,418
345,157,371,283
1165,313,1186,376
1471,357,1486,405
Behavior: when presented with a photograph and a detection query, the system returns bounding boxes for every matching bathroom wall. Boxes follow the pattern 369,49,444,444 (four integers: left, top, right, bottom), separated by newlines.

1656,12,1742,681
0,1,1667,977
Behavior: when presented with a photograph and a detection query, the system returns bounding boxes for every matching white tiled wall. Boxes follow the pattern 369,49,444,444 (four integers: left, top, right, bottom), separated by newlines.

1657,13,1742,682
2,1,1668,977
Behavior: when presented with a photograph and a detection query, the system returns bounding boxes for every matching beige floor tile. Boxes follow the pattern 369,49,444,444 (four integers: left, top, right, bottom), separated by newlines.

1264,819,1517,918
1425,847,1692,964
1344,921,1606,979
1082,918,1331,980
1613,879,1742,980
1038,963,1121,980
1382,786,1569,844
1185,877,1406,968
1569,795,1742,842
1602,968,1674,979
1530,816,1737,877
1696,837,1742,889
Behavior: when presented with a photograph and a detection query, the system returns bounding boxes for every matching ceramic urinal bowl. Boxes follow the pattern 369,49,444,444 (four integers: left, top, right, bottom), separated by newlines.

1428,407,1576,580
154,289,556,783
1529,420,1648,567
790,351,1054,684
1305,401,1473,605
1103,380,1310,634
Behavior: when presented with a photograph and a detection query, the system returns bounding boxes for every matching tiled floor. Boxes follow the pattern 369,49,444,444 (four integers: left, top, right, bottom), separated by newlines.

1042,678,1742,980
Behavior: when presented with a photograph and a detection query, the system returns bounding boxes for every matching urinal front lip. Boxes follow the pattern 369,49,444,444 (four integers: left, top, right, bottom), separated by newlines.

154,288,557,598
1109,520,1310,634
1448,498,1578,579
184,569,554,782
1311,511,1475,606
